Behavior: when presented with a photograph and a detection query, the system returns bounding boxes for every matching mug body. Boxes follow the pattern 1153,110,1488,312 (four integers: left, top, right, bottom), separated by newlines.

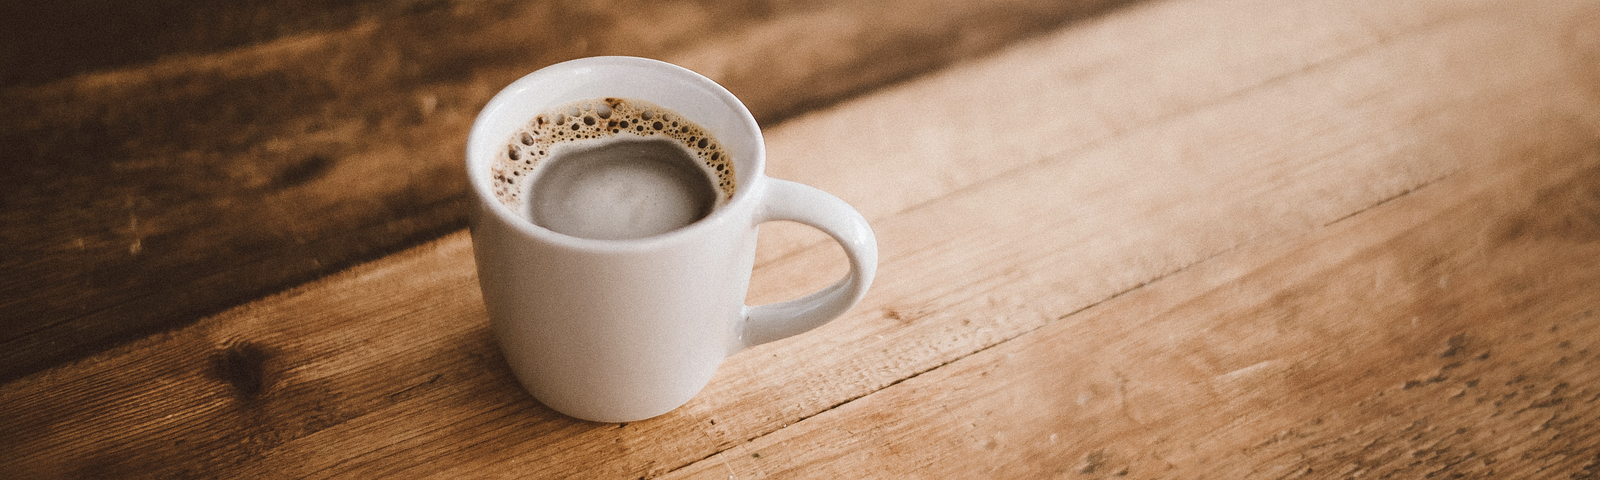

466,57,767,422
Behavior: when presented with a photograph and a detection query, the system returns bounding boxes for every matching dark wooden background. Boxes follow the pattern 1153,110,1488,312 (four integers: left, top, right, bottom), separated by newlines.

0,0,1133,384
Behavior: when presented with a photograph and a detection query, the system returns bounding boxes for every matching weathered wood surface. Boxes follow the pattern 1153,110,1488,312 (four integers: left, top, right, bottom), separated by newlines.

0,0,1135,384
4,0,1600,478
673,151,1600,479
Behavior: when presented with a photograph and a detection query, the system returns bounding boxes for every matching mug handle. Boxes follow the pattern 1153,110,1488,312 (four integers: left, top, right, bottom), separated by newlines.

738,178,879,350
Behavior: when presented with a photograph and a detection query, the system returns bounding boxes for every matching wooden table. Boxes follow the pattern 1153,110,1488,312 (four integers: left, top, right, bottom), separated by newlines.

4,0,1599,477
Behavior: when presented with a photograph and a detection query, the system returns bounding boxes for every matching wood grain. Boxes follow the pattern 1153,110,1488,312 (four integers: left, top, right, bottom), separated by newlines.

3,0,1597,477
0,0,1136,384
667,104,1600,480
0,0,455,87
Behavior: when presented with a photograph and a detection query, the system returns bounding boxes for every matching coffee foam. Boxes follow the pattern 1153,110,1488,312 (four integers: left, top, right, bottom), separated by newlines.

492,97,736,212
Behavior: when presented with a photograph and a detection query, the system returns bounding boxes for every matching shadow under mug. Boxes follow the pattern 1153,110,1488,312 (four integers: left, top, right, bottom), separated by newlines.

465,56,878,422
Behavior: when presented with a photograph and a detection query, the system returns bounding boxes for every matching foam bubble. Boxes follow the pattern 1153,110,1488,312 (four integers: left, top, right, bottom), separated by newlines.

492,98,738,212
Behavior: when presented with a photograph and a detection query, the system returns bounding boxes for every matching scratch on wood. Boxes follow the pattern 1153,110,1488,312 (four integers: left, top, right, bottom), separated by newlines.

388,373,443,401
718,451,737,479
1217,359,1280,383
1323,171,1459,228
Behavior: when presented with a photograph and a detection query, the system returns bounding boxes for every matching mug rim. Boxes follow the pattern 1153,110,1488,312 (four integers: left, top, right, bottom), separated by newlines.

466,56,768,252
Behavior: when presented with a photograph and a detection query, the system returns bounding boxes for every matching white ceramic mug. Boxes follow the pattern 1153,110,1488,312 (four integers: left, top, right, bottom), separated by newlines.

465,56,878,422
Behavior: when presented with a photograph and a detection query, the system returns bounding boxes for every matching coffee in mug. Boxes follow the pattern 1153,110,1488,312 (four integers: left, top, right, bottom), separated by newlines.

467,56,877,422
491,97,734,240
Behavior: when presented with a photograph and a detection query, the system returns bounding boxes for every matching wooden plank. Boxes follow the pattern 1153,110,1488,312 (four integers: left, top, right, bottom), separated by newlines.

745,0,1453,280
0,0,457,87
5,0,1597,478
668,140,1600,479
0,0,1138,384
